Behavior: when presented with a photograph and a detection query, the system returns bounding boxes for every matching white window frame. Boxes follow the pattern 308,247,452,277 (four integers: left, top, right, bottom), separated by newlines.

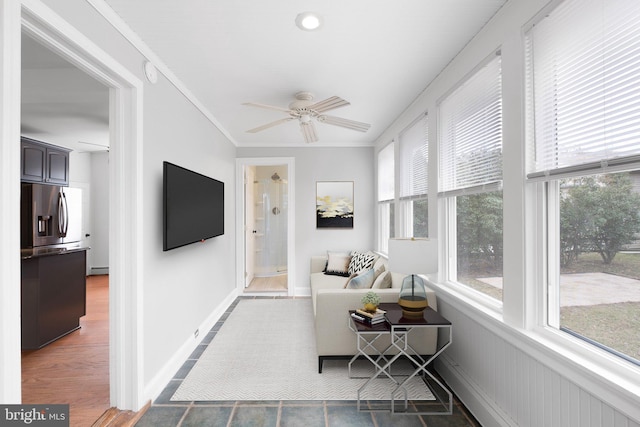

524,0,640,385
376,201,393,254
377,141,395,254
437,50,504,307
528,173,640,397
398,113,429,238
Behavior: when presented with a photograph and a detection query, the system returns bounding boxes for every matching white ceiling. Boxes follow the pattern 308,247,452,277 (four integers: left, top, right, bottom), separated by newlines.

21,0,507,149
21,34,110,153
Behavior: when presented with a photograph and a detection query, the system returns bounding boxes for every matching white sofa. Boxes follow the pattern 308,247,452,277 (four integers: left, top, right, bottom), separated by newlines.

310,254,438,373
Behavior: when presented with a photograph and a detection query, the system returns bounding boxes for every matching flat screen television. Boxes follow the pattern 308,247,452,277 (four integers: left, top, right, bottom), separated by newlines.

163,161,224,251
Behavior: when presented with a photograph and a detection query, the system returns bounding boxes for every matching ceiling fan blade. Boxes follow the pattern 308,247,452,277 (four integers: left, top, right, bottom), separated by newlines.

242,102,291,114
300,120,318,143
246,117,293,133
308,96,350,113
317,115,371,132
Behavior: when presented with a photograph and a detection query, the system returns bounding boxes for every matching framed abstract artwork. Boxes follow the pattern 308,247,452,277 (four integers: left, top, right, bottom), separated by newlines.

316,181,354,228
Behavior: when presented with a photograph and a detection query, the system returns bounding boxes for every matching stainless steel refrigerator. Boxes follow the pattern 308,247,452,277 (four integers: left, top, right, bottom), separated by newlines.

21,183,83,249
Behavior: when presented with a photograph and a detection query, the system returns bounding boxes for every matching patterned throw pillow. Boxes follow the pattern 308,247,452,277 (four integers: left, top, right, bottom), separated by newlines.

325,252,351,277
348,251,376,275
345,268,375,289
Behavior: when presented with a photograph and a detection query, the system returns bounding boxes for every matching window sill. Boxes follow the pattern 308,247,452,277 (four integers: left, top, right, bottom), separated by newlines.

424,277,503,319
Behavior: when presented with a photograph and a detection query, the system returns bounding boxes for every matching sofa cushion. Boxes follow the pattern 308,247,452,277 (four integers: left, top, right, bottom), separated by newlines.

348,251,377,274
373,262,385,280
371,270,392,289
345,268,375,289
325,251,351,276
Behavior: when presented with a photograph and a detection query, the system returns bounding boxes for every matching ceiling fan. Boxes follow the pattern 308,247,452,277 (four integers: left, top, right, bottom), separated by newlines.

243,91,371,143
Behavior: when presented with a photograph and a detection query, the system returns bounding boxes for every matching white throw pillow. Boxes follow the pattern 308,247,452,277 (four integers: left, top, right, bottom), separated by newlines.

325,251,351,276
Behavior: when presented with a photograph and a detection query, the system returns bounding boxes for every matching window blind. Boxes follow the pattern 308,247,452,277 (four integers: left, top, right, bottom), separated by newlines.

399,114,429,200
526,0,640,179
377,142,395,202
438,54,503,196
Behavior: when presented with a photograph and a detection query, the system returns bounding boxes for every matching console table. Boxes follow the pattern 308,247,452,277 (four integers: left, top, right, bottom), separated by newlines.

348,303,452,415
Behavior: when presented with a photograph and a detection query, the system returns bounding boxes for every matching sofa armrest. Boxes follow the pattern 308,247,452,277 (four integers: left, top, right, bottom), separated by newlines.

310,256,327,274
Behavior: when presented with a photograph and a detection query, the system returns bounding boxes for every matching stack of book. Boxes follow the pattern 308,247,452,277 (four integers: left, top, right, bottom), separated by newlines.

351,308,387,325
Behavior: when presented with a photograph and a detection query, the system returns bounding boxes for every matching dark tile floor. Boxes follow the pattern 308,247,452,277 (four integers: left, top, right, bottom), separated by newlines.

135,296,481,427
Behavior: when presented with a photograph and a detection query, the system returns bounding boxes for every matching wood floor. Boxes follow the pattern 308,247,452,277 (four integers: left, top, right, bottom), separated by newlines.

21,274,110,427
245,274,288,292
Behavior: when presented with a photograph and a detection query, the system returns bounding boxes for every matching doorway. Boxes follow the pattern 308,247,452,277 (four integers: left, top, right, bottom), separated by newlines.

245,165,288,292
20,30,111,421
236,158,295,296
0,2,145,411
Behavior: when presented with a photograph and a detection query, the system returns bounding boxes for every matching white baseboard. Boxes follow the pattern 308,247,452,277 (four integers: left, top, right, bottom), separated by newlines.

90,267,109,275
436,354,515,427
143,289,239,402
295,286,311,297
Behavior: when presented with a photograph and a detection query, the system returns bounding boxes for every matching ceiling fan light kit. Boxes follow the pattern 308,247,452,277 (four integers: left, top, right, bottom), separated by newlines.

243,91,371,144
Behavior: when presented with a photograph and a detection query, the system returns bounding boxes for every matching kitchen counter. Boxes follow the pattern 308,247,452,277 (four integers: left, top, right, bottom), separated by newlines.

21,244,89,259
21,248,88,349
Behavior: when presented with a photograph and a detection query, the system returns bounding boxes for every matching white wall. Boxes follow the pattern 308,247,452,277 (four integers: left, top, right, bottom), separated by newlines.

68,150,110,275
89,152,109,273
376,0,640,425
38,0,238,401
141,72,237,386
69,151,92,275
69,150,91,184
237,147,374,291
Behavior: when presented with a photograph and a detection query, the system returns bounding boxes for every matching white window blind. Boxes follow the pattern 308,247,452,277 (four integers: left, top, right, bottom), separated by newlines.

399,114,428,200
438,53,503,196
526,0,640,179
378,142,395,202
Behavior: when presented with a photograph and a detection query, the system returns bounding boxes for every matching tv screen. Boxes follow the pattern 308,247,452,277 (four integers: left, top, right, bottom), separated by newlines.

163,161,224,251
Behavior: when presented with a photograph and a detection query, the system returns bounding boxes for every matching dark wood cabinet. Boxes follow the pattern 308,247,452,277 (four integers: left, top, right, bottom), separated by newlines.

21,139,46,182
21,250,87,349
21,137,70,186
45,145,70,185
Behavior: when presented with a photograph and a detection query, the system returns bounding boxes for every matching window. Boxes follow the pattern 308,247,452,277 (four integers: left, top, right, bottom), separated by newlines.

526,0,640,364
398,114,429,238
438,52,503,301
377,142,395,253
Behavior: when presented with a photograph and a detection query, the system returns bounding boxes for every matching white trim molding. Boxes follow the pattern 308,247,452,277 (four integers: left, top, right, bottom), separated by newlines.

85,0,236,146
18,0,146,411
235,157,296,297
143,288,238,402
0,0,23,404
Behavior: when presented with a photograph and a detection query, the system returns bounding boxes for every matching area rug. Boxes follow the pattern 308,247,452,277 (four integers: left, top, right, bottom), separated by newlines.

171,298,434,401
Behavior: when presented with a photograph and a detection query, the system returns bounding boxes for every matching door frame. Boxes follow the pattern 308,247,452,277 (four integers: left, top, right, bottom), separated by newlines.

0,0,145,410
244,165,256,287
236,157,295,296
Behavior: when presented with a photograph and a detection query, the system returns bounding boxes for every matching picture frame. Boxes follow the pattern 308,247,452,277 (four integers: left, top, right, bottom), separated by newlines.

316,181,354,228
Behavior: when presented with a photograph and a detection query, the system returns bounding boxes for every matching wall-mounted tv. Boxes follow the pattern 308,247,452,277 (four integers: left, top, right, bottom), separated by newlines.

163,161,224,251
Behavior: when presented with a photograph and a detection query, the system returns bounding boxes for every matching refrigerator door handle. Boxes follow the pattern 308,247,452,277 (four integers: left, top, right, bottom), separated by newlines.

57,192,63,236
58,191,69,238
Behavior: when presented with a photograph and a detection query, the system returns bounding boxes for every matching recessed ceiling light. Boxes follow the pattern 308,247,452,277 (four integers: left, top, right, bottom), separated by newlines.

295,12,323,31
